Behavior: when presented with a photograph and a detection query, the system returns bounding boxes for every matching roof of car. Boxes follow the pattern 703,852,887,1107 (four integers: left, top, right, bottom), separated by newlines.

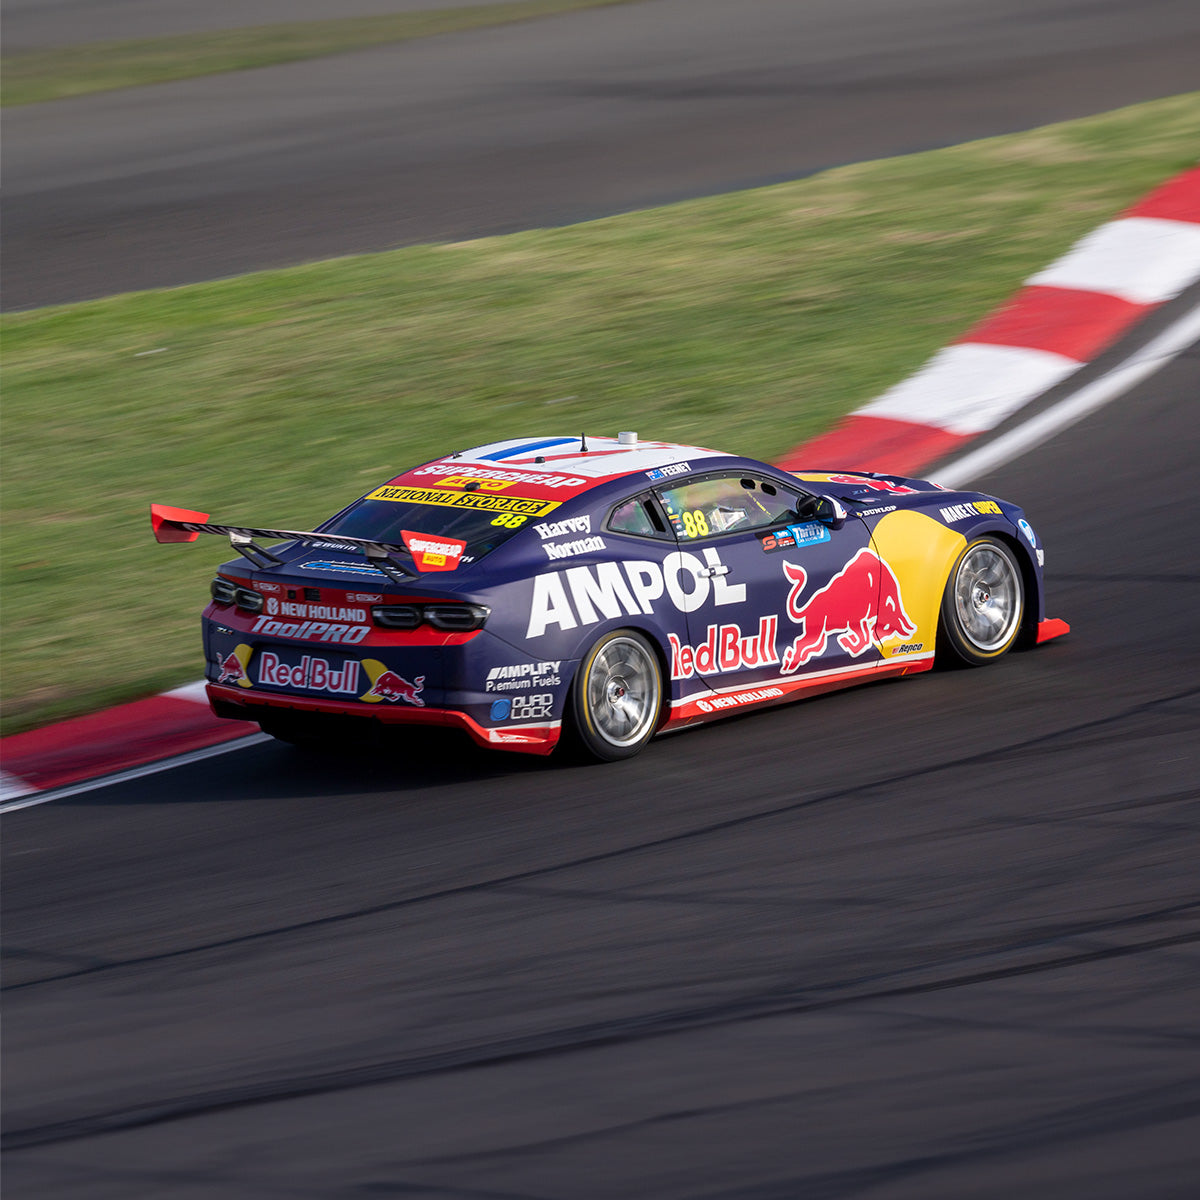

383,434,736,501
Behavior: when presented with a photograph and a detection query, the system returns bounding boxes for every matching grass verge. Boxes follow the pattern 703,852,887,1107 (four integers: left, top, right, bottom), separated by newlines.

1,0,638,106
2,93,1199,734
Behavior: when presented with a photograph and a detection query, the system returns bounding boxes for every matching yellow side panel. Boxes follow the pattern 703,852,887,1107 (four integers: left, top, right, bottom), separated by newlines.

869,510,966,658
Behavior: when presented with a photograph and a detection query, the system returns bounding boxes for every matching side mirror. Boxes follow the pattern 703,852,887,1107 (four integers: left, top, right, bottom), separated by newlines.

797,493,847,531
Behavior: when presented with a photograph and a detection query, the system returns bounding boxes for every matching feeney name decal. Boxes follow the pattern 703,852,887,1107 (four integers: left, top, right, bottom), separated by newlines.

669,617,778,680
646,462,691,480
526,549,746,638
258,652,360,694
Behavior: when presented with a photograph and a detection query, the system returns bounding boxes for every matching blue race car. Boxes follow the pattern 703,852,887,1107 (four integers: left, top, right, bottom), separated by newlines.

152,432,1067,760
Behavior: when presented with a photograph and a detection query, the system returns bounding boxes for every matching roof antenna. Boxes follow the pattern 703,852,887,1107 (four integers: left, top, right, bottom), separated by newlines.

580,432,589,453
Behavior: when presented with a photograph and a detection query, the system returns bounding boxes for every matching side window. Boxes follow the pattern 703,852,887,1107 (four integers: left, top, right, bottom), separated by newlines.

608,494,671,540
659,475,801,541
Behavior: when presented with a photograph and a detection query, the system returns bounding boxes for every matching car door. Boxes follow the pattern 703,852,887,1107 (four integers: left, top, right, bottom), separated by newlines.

653,472,877,689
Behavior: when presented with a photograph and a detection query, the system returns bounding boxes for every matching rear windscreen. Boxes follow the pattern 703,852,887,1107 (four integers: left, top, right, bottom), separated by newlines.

321,485,564,563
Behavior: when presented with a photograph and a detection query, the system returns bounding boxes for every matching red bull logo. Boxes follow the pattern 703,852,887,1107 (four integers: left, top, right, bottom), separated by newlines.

217,645,253,688
826,474,916,495
257,651,360,694
669,616,779,680
781,548,916,671
360,658,425,706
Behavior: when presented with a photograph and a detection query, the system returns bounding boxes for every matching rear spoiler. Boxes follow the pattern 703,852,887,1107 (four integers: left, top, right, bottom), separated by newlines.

150,503,416,583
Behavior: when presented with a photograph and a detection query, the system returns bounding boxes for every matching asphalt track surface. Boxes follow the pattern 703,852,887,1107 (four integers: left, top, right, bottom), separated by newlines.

6,4,1200,1196
5,0,1200,308
3,0,523,51
5,304,1200,1193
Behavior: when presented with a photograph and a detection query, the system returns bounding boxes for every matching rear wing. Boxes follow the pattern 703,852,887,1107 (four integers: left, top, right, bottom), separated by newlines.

150,503,416,583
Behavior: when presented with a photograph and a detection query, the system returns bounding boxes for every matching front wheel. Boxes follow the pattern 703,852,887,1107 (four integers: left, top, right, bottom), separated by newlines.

567,630,663,761
938,536,1024,666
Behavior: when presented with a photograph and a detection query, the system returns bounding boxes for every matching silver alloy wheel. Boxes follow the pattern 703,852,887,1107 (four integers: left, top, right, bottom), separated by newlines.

584,635,660,749
952,542,1021,652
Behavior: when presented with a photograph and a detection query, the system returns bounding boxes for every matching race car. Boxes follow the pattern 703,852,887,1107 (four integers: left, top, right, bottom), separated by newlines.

151,432,1068,761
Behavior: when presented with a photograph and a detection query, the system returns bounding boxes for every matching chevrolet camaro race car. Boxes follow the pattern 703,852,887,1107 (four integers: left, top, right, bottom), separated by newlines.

152,433,1068,761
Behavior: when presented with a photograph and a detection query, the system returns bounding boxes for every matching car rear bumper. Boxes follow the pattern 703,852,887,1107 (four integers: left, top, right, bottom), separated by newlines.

206,683,561,755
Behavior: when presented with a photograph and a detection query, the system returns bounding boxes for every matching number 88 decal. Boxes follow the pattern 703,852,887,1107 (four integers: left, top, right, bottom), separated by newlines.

681,509,710,538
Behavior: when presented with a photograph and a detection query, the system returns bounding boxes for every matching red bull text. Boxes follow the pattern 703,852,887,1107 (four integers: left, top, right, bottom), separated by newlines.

669,617,779,680
257,651,360,694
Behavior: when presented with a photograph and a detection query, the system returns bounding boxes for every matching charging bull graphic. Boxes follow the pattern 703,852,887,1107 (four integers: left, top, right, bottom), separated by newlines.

826,474,916,495
217,644,253,688
781,548,916,671
360,658,425,706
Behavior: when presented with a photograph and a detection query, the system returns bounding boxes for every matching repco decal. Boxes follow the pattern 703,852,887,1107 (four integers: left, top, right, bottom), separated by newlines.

526,549,745,638
780,549,916,671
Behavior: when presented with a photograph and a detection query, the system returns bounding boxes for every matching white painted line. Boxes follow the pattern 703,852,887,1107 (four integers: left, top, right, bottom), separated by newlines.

858,342,1080,434
1029,217,1200,306
935,301,1200,488
163,679,211,704
0,733,271,815
1,769,39,803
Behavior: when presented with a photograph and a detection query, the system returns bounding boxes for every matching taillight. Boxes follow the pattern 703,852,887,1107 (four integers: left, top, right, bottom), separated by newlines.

211,577,237,604
423,604,489,632
234,588,263,613
371,603,489,631
371,605,422,630
210,577,262,613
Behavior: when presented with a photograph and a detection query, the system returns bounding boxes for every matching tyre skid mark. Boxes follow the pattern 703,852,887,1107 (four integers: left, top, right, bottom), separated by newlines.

6,687,1198,995
6,922,1198,1152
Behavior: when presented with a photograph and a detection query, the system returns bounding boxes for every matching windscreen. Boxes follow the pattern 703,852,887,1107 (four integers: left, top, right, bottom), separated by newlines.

321,484,564,565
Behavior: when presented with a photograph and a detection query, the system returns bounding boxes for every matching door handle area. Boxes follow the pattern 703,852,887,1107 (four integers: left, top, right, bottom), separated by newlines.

698,565,730,577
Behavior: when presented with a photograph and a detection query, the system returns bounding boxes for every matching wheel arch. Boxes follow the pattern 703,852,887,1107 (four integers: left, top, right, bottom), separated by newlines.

990,528,1042,648
562,617,674,732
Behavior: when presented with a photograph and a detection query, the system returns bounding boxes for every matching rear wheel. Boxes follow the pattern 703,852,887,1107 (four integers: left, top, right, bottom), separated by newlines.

938,536,1024,666
568,630,662,761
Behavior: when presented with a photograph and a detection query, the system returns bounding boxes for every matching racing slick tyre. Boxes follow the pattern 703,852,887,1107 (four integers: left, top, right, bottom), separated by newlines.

567,629,663,761
938,536,1025,667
